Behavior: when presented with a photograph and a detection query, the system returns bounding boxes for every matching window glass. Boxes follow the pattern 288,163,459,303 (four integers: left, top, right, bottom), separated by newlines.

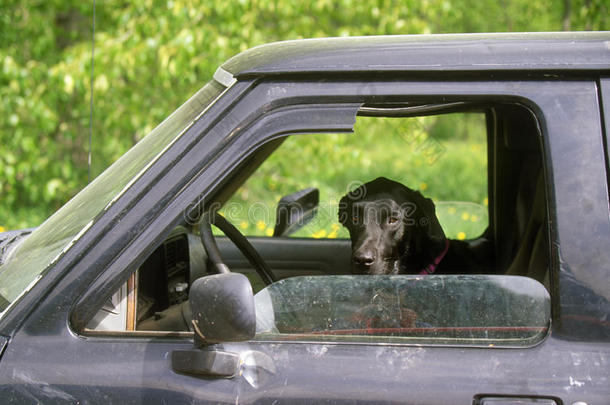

221,112,488,241
254,275,550,347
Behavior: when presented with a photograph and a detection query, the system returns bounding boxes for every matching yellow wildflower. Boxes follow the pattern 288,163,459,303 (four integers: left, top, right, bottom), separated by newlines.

470,215,478,222
461,213,470,221
448,207,456,214
457,232,466,240
0,226,5,232
311,229,327,239
265,228,274,237
239,221,249,230
328,231,338,239
420,182,428,191
256,220,266,230
483,197,488,206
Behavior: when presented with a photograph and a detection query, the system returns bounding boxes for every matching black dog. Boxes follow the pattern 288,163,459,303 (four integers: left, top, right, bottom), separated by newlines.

339,177,476,275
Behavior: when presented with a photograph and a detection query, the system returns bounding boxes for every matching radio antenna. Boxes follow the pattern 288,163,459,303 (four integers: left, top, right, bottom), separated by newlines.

88,0,96,183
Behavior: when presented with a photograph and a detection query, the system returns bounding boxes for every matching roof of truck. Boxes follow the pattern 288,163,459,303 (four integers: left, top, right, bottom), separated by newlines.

220,32,610,78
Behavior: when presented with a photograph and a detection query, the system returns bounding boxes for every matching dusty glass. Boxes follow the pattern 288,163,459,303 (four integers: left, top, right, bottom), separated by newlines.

255,275,550,346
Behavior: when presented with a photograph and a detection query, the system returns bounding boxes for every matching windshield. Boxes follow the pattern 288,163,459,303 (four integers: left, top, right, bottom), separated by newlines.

0,80,226,314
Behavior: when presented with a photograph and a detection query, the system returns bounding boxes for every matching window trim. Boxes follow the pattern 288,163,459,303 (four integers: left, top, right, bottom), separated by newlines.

66,78,601,343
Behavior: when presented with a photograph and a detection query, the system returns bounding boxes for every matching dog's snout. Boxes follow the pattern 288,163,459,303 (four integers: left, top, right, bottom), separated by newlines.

353,250,376,267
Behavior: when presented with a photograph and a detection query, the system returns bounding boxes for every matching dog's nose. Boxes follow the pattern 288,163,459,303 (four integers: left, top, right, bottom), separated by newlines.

353,251,375,267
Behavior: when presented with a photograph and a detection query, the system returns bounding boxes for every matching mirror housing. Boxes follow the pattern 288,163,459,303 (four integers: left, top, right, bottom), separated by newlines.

273,188,319,237
172,273,255,378
189,273,255,346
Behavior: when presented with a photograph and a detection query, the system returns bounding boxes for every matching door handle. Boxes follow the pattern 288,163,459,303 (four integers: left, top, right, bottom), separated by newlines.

172,349,240,378
475,396,558,405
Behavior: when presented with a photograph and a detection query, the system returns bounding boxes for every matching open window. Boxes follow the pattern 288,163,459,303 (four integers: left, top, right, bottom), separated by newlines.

222,108,489,241
85,96,551,348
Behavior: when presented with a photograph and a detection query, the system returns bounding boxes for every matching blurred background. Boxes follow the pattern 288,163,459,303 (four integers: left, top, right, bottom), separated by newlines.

0,0,607,230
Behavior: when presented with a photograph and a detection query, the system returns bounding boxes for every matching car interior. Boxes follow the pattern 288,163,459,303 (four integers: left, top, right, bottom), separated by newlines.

85,100,550,340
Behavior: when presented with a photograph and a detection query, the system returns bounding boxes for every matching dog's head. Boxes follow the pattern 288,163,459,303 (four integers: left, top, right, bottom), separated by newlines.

338,177,446,275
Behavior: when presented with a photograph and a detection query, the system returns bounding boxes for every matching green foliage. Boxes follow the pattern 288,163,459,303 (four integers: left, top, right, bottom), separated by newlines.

0,0,606,230
221,113,489,240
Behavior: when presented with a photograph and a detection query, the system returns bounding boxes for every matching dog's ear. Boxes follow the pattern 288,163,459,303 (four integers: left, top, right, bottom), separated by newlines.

417,194,445,243
409,191,446,260
338,194,350,225
338,182,367,225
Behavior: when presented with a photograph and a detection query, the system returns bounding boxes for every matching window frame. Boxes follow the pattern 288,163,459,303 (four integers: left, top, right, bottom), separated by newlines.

221,109,491,241
64,77,608,344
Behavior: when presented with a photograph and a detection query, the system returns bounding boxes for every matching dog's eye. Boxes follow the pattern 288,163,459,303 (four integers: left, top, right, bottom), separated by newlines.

388,217,399,224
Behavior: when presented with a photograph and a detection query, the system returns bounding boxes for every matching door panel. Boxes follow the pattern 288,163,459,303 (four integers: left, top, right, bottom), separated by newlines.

2,330,608,404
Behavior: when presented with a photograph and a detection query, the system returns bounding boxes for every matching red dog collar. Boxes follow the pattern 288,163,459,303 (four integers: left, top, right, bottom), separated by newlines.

418,239,450,275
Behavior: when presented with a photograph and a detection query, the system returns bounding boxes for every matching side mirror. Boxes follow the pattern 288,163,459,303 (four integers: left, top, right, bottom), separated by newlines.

189,273,255,345
172,273,255,378
273,188,319,237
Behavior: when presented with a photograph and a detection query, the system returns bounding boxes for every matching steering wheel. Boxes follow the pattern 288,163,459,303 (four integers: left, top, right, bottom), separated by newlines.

199,211,277,285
